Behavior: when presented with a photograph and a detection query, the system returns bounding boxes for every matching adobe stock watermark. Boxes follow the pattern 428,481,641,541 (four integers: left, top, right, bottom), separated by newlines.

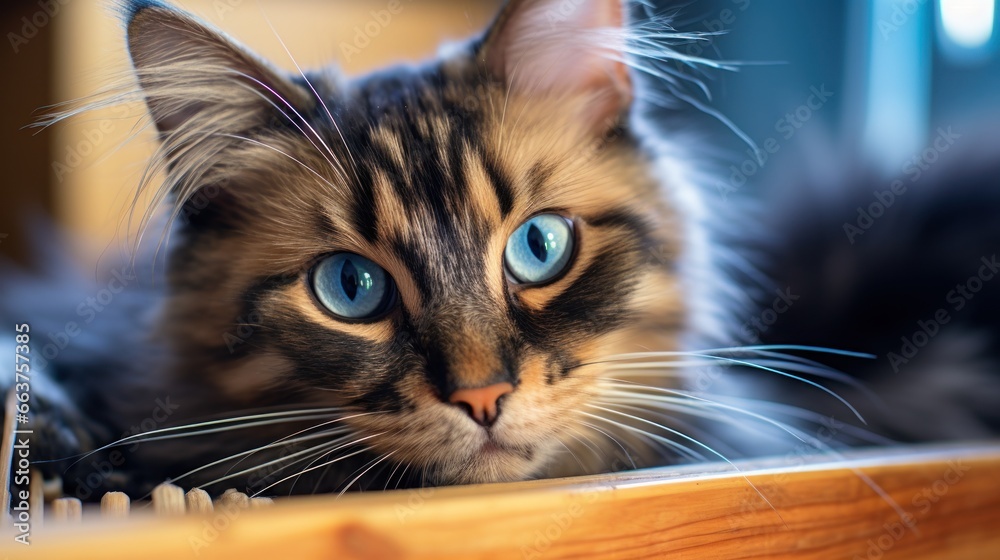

243,439,319,493
877,0,929,41
676,0,752,65
719,84,834,201
223,310,262,354
212,0,244,21
189,494,252,556
843,126,961,244
395,486,435,524
51,104,131,183
853,459,970,560
520,456,631,559
34,266,137,372
689,286,799,393
520,496,595,559
339,0,412,63
543,0,589,26
7,0,71,54
886,254,998,372
739,287,800,343
728,415,845,530
699,0,753,33
570,114,627,167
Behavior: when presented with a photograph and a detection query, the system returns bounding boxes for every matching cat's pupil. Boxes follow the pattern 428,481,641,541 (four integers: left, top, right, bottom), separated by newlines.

311,253,391,319
341,259,359,301
527,224,548,263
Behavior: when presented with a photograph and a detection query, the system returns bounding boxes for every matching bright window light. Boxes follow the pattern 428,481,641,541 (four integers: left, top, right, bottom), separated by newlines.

939,0,995,49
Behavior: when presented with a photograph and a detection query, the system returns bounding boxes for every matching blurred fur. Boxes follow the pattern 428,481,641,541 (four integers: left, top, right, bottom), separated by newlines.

745,132,1000,443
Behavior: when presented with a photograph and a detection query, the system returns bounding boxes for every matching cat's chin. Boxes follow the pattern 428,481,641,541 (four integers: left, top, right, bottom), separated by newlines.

429,438,553,485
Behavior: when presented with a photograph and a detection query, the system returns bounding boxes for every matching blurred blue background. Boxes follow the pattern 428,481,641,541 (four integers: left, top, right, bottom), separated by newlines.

659,0,999,174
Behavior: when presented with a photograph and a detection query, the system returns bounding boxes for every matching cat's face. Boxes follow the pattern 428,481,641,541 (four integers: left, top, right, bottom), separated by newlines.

130,0,684,484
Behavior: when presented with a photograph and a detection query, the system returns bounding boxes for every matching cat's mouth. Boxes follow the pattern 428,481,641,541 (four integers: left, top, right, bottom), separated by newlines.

476,437,535,462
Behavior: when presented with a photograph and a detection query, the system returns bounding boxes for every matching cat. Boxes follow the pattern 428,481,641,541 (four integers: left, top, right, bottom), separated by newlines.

3,0,998,501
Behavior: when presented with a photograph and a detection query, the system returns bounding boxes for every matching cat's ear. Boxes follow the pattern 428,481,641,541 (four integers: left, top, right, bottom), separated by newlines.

124,0,311,136
479,0,631,130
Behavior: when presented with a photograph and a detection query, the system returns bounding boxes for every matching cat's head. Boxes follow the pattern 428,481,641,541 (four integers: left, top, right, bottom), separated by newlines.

126,0,686,485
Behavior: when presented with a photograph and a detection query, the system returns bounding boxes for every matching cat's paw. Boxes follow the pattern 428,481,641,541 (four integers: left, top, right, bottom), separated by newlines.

4,388,138,499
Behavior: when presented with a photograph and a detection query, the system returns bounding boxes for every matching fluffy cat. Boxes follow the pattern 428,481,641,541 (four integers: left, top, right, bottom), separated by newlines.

3,0,998,501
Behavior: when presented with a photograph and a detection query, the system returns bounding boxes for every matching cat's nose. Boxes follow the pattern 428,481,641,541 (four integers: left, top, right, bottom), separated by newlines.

448,382,514,428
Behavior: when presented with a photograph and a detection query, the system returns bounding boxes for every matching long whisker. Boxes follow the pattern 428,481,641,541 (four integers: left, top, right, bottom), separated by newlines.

338,451,397,497
578,420,637,469
602,345,876,360
292,431,375,496
581,410,707,462
392,462,413,491
87,413,342,461
601,381,910,521
258,10,361,184
604,353,865,423
555,439,589,473
173,435,350,496
595,398,742,459
563,427,606,464
601,380,815,445
608,381,889,445
223,411,383,477
55,408,343,468
166,427,353,487
601,353,872,396
258,441,376,498
231,72,348,182
583,405,785,525
383,458,408,492
249,433,385,498
218,133,342,193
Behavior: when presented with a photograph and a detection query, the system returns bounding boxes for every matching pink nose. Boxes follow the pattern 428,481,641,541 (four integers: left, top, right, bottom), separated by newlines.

448,382,514,427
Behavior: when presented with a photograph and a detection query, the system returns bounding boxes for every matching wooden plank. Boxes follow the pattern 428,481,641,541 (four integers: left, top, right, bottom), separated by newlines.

5,444,1000,559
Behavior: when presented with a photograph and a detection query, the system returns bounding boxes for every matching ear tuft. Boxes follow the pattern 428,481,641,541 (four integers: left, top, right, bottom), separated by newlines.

118,0,319,228
480,0,632,129
123,0,310,136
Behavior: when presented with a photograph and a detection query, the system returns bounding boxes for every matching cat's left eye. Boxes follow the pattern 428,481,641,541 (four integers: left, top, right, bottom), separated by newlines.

504,213,575,285
310,253,396,321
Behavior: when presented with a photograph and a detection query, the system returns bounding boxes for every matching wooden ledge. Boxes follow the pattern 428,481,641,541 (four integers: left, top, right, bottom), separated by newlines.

5,444,1000,559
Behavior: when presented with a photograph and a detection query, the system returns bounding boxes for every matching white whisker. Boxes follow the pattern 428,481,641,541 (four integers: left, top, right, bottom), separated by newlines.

584,405,785,524
166,427,353,487
250,433,385,498
58,408,344,468
339,452,397,497
581,410,707,462
602,352,865,423
258,10,361,185
192,433,354,492
578,420,637,469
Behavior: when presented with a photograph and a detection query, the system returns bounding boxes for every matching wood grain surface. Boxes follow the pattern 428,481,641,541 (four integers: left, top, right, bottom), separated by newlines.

3,444,999,560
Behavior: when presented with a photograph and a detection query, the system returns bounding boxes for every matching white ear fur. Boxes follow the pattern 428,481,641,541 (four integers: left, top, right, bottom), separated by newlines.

126,4,310,135
481,0,632,130
120,3,319,227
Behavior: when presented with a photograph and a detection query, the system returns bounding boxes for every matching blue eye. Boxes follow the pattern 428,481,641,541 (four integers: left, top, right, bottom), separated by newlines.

311,253,396,320
504,214,575,284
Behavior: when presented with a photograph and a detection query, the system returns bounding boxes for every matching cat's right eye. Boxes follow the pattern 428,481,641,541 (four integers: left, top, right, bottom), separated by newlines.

310,253,397,321
504,213,575,285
